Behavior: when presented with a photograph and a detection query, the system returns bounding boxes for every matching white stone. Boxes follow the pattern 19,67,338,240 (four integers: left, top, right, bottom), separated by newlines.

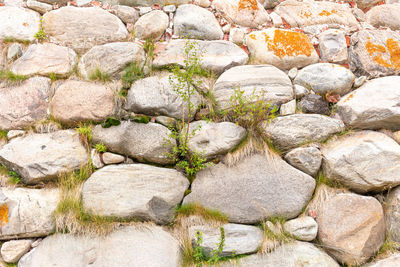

1,239,33,263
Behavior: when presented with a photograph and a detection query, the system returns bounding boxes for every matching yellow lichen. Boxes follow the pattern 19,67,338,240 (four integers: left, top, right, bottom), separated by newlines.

387,38,400,69
365,38,400,69
265,29,314,58
318,9,339,16
249,34,256,40
238,0,258,10
0,203,9,226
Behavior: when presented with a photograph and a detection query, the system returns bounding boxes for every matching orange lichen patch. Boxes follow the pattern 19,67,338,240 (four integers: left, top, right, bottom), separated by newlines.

248,34,256,40
0,203,9,226
343,93,354,103
365,39,400,69
281,18,291,29
238,0,258,11
300,10,312,18
266,30,314,58
318,9,339,16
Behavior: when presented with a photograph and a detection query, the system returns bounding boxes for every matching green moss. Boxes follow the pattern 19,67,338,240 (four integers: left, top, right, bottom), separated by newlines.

89,68,110,82
0,130,7,141
176,203,228,223
0,70,28,82
94,143,107,153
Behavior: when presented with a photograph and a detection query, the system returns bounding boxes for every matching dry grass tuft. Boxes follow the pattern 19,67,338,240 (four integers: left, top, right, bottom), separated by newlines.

259,219,294,254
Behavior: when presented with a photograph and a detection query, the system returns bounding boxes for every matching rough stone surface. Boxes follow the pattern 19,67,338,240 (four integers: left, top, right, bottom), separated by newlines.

188,223,263,256
0,77,51,130
317,193,385,265
0,130,88,184
280,99,296,116
50,80,115,125
1,239,32,263
275,0,358,28
153,39,248,74
221,241,339,267
26,0,52,14
246,29,319,70
187,121,246,159
294,84,308,99
318,29,348,64
214,0,271,28
337,76,400,130
184,154,315,224
229,27,245,45
283,216,318,241
284,146,322,176
78,42,145,79
18,225,181,267
102,152,125,165
6,43,23,63
42,6,128,54
92,121,175,164
11,43,77,77
213,65,293,110
111,5,139,24
134,10,168,41
124,74,201,121
0,7,40,41
264,114,345,152
349,29,400,78
294,63,355,96
298,94,330,115
367,254,400,267
174,4,223,40
0,188,59,240
385,186,400,243
366,4,400,31
82,164,189,224
322,131,400,193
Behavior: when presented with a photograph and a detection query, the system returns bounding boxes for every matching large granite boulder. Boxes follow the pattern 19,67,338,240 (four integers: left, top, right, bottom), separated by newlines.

366,4,400,31
133,10,168,41
0,7,40,41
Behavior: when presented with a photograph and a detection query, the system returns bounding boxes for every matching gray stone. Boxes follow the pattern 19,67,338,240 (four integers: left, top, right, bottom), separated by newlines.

187,121,246,159
228,27,245,46
288,67,297,79
367,4,400,31
124,74,201,121
36,0,68,4
367,253,400,267
284,146,322,176
356,0,382,9
174,4,223,40
18,225,181,267
163,5,176,13
298,94,330,115
155,116,176,127
0,187,59,240
0,77,51,130
245,29,319,70
294,63,355,96
294,84,308,99
189,223,263,256
260,0,280,9
1,239,32,263
42,6,128,54
318,29,348,64
213,65,293,110
134,10,168,41
0,7,40,41
354,75,366,88
385,186,400,243
78,42,145,80
153,39,248,74
280,99,296,116
317,193,385,265
91,149,104,169
270,11,283,28
50,80,116,125
138,6,152,15
283,216,318,241
193,0,210,8
11,43,77,77
92,121,175,164
82,164,189,224
349,29,400,78
0,130,88,184
337,76,400,130
264,114,345,152
26,0,52,14
6,43,23,62
111,5,139,24
110,0,190,6
322,131,400,193
102,152,125,165
184,154,315,224
221,241,339,267
6,130,25,140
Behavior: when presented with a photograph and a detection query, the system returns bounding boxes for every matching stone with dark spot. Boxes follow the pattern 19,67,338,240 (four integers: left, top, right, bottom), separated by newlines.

298,94,330,115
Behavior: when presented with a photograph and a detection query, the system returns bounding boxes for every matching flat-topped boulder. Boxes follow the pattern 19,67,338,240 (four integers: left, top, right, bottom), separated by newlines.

337,76,400,130
10,43,77,77
19,225,181,267
0,188,59,240
0,77,50,130
133,10,168,41
78,42,145,80
275,0,358,29
82,164,189,224
213,65,293,109
184,154,315,224
0,7,40,41
349,29,400,78
213,0,271,28
367,4,400,31
92,121,175,165
42,6,128,54
153,39,248,74
245,29,319,70
0,130,88,184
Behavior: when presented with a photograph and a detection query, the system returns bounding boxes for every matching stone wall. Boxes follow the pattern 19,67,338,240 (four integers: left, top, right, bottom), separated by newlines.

1,0,400,266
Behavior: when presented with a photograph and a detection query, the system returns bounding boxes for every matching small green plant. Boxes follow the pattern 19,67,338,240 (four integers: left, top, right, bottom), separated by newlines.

176,203,228,223
191,227,226,266
131,115,150,124
143,38,155,61
75,123,92,148
0,130,7,141
3,38,30,45
89,68,110,82
101,117,121,128
49,72,62,82
94,143,107,153
0,70,28,82
121,62,145,89
34,17,47,42
7,170,21,185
